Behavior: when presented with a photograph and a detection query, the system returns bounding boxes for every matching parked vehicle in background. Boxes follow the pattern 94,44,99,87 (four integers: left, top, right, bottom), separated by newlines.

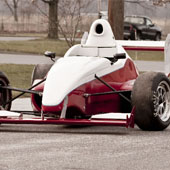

124,15,162,41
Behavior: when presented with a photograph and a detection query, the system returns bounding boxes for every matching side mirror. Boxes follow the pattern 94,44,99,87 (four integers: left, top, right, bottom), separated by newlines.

44,51,56,61
114,53,126,60
105,53,126,65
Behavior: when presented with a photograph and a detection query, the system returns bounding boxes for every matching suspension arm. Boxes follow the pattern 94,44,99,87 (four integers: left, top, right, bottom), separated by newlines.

0,86,42,96
3,78,46,105
95,74,131,103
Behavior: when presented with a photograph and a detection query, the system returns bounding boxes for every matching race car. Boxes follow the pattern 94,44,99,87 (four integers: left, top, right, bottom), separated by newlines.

0,19,170,131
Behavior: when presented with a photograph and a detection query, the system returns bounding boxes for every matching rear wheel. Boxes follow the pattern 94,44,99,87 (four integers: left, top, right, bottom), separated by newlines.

132,72,170,131
0,72,12,110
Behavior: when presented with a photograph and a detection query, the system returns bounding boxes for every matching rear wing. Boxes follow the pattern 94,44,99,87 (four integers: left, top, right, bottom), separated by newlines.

117,35,170,75
117,40,164,51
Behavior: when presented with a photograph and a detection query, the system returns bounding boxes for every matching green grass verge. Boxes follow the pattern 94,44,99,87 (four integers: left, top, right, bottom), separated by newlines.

0,38,69,56
127,50,164,61
0,64,34,97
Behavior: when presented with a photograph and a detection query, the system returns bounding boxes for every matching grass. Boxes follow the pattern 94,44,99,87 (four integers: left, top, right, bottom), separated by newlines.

0,64,34,97
127,50,164,61
0,38,69,56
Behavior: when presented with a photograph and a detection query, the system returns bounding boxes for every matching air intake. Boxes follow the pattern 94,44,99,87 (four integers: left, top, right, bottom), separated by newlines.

95,24,103,34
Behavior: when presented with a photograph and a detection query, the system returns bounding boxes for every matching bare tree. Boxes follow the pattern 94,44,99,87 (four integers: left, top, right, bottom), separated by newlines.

151,0,170,5
108,0,124,40
32,0,91,46
58,0,91,47
3,0,20,22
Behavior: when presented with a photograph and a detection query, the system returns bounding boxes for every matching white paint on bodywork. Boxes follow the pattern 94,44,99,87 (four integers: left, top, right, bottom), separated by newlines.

64,44,117,58
84,19,116,47
42,56,125,106
117,40,165,48
91,112,131,120
42,51,131,107
0,110,21,118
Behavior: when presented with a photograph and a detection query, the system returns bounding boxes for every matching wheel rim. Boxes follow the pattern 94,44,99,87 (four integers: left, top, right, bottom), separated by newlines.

153,81,170,122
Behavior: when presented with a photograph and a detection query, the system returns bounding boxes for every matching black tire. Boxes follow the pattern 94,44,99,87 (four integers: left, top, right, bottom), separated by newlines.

31,64,53,84
0,71,12,110
132,72,170,131
155,33,161,41
135,31,141,40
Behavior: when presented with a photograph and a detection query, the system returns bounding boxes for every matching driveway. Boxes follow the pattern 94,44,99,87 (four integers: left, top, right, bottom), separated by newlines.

0,53,53,65
0,36,40,41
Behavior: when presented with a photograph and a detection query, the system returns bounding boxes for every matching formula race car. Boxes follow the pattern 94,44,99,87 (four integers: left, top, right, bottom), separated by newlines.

0,19,170,131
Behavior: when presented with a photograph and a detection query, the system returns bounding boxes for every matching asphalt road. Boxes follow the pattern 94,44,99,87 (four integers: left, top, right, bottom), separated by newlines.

0,37,40,41
1,117,170,170
135,60,164,72
0,53,53,65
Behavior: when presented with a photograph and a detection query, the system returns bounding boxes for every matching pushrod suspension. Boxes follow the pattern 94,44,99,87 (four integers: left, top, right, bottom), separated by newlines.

83,90,131,97
1,86,42,95
95,74,131,103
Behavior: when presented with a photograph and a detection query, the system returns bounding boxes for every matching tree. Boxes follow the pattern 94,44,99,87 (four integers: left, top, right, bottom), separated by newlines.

32,0,59,39
41,0,59,39
43,0,59,39
3,0,20,22
108,0,124,40
58,0,91,47
33,0,91,46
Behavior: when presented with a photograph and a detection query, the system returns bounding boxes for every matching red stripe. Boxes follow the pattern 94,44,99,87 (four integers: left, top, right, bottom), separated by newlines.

123,46,164,51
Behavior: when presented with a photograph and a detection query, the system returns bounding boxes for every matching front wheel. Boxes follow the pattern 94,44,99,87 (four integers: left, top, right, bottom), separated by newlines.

132,72,170,131
0,72,12,110
135,31,141,40
155,33,161,41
